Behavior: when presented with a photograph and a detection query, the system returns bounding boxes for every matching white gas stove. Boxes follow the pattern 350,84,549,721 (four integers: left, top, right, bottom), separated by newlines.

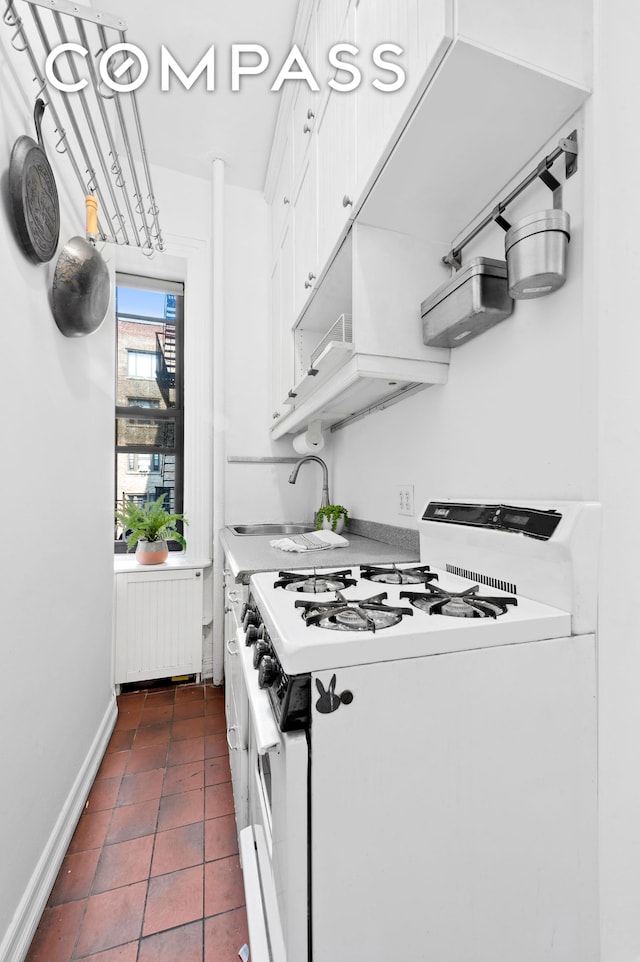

246,499,599,728
238,500,601,962
250,565,570,675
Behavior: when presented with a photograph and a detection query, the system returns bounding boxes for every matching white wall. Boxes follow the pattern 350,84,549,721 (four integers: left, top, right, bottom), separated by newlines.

0,35,114,957
591,3,640,959
332,114,597,522
223,184,319,524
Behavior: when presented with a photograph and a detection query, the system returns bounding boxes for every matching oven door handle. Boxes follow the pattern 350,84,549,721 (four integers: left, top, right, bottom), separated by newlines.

239,633,282,754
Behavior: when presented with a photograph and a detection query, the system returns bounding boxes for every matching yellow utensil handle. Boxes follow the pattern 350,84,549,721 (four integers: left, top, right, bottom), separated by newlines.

85,194,98,239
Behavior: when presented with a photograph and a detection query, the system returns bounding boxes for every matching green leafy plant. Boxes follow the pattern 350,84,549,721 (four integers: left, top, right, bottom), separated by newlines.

116,494,188,551
315,504,349,532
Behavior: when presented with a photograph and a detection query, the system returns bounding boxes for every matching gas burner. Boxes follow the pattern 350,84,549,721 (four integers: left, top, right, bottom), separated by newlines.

360,563,439,586
400,585,517,619
274,569,357,593
295,590,414,632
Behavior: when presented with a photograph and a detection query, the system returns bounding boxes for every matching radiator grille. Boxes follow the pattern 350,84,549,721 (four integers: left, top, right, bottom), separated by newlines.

446,564,517,595
115,569,204,684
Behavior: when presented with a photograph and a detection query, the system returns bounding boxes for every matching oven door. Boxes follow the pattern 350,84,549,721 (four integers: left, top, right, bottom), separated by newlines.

239,643,308,962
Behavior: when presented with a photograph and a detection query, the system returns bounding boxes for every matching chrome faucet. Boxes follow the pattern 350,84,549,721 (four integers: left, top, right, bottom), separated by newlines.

288,456,330,508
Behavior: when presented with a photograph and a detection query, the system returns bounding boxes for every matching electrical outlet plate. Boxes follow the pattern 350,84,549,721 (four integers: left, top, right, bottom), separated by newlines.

397,485,414,516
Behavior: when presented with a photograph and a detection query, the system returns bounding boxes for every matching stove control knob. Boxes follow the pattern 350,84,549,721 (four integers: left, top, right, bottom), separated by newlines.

253,639,271,669
257,624,267,641
243,609,259,630
258,655,278,689
245,625,259,646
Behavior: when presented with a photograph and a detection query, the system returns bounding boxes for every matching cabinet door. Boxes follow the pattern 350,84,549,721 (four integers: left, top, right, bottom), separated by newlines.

355,0,438,195
270,119,293,256
316,89,356,272
291,5,320,182
225,635,248,833
315,0,352,89
315,2,357,270
292,148,319,319
223,573,248,834
270,253,283,421
270,217,296,416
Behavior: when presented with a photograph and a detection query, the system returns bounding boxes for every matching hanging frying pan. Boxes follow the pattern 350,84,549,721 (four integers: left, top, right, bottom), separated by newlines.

51,194,110,337
8,99,60,263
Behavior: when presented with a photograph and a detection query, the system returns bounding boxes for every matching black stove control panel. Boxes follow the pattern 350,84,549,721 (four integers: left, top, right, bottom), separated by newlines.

423,502,562,540
244,595,310,732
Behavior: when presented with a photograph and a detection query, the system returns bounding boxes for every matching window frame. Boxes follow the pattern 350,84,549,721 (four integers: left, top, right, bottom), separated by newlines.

114,273,185,553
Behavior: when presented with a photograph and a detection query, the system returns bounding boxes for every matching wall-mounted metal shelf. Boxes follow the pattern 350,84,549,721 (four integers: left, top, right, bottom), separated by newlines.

442,130,578,270
3,0,164,252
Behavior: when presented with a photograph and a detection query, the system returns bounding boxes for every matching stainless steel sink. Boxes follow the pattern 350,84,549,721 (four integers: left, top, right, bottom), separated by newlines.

230,523,313,537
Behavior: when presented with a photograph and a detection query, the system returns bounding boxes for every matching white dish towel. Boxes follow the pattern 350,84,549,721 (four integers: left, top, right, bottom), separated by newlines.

269,529,349,552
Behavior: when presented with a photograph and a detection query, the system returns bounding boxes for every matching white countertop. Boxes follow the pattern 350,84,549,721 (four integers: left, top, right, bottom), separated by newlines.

219,526,419,583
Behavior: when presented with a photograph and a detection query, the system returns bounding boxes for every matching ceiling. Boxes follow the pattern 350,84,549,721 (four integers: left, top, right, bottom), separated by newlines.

95,0,300,190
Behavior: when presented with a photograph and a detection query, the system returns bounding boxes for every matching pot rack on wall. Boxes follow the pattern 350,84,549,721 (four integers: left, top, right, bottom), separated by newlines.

3,0,164,252
442,129,578,271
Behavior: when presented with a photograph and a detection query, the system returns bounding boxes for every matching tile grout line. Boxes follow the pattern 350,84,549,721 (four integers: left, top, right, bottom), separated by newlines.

28,683,242,961
70,688,146,962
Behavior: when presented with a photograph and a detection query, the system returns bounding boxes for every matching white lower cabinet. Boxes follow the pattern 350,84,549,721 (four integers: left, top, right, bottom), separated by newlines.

223,569,249,837
113,565,204,686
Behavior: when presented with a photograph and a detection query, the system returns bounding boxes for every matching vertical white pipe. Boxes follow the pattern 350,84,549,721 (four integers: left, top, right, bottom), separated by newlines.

211,157,226,686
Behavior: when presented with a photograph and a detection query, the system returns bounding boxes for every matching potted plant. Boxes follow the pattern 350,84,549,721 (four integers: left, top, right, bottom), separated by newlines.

315,504,349,535
116,494,188,565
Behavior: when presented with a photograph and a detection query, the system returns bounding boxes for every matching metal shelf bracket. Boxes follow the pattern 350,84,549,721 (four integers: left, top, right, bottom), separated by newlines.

442,129,579,270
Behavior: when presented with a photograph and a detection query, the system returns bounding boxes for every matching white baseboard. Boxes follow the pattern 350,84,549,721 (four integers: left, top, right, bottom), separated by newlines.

0,693,118,962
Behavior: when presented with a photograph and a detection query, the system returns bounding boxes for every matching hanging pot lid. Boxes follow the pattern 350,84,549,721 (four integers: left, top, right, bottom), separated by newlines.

8,99,60,263
505,209,571,253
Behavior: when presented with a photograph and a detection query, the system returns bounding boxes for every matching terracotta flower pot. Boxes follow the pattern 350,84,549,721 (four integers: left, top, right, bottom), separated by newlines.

135,539,169,565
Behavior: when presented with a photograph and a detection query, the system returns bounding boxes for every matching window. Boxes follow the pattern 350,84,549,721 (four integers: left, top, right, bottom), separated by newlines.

115,274,184,551
128,351,157,378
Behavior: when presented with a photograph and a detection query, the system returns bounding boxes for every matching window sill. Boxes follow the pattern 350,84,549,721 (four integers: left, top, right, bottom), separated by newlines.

114,554,211,573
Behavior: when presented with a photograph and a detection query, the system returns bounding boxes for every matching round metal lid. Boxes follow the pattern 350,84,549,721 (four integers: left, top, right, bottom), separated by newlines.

505,209,571,252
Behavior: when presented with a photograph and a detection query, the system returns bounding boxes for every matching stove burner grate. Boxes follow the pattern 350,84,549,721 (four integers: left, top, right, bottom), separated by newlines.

360,563,439,586
295,590,414,632
400,585,517,619
274,568,357,593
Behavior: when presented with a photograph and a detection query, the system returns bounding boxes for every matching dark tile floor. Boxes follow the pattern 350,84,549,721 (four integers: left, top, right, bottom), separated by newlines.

25,683,250,962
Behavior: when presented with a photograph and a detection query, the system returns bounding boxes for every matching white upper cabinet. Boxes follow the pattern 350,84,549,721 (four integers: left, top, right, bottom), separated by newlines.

315,0,351,88
265,0,593,436
355,0,452,198
270,117,293,259
315,3,357,271
270,215,296,420
316,86,356,271
291,4,321,182
292,147,319,317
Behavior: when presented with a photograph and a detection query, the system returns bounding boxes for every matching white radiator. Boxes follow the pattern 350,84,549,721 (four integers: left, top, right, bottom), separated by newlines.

114,567,204,685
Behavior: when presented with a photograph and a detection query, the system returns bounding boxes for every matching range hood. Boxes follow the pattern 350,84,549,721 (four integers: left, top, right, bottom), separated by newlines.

270,351,448,437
